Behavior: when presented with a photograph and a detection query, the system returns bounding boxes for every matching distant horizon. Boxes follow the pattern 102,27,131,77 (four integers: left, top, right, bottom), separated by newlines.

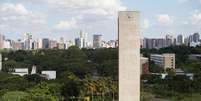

0,0,201,40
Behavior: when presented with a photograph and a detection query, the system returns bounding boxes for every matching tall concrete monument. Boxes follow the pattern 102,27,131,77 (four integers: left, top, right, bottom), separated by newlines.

118,11,140,101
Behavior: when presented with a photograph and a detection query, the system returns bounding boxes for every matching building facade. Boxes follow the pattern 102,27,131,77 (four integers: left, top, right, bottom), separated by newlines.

177,34,183,45
93,34,102,48
42,38,50,49
150,53,175,70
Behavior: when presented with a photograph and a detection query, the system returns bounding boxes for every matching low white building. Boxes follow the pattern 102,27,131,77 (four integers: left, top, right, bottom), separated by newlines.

12,68,29,76
41,71,56,80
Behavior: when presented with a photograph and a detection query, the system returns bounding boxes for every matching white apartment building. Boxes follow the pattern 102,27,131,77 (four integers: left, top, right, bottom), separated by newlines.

150,53,175,70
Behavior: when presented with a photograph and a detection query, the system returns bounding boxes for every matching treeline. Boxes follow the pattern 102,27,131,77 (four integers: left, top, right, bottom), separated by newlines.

141,46,201,100
0,46,118,101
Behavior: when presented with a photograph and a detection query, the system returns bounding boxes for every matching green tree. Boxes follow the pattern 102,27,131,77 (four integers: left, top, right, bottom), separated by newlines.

1,91,29,101
26,82,59,101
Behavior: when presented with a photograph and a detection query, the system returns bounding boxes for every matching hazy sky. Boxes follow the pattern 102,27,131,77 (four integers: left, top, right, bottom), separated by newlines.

0,0,201,41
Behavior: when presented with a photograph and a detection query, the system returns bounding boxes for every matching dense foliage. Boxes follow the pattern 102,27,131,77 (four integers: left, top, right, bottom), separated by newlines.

141,46,201,101
0,46,118,101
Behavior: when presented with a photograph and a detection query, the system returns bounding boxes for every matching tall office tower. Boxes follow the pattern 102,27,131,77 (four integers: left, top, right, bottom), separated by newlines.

37,38,43,49
157,38,166,49
147,39,154,49
79,30,88,48
119,11,140,101
58,37,65,49
93,34,102,48
74,30,88,48
165,34,173,47
142,38,147,48
23,33,32,50
0,34,5,49
177,34,183,45
0,54,2,71
83,32,88,48
50,40,58,49
188,35,193,43
42,38,50,49
184,37,190,46
75,38,81,48
173,38,177,46
31,41,37,50
15,39,23,50
193,33,200,42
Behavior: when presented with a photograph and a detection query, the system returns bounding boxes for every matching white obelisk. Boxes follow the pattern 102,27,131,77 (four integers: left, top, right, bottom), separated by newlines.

118,11,140,101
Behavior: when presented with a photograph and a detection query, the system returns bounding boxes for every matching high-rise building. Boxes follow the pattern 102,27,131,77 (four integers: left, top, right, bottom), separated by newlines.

143,38,166,49
93,34,102,48
14,39,23,50
157,38,166,48
193,33,200,42
37,38,43,49
23,33,32,50
184,37,190,46
188,35,193,43
50,40,58,49
118,11,140,101
165,34,173,47
42,38,50,49
177,34,183,45
58,37,65,49
74,30,88,48
150,53,175,70
30,40,38,50
75,38,81,48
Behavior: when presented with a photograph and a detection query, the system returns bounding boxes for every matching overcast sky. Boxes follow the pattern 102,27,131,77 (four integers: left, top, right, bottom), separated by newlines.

0,0,201,41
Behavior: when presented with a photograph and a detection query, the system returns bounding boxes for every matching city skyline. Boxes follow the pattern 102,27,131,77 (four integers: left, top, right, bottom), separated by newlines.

0,0,201,40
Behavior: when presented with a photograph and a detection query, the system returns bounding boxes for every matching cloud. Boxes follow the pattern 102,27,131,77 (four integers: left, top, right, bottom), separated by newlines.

157,14,174,25
191,10,201,25
47,0,126,16
0,3,28,15
178,0,189,3
143,19,150,29
0,0,126,40
55,18,78,30
0,3,48,37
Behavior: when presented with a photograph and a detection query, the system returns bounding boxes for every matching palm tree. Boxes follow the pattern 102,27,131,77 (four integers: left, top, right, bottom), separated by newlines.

110,81,118,101
97,77,110,101
83,76,97,101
